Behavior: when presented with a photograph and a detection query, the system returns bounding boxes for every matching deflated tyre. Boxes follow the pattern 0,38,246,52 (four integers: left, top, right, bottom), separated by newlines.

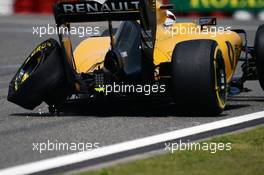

8,38,72,110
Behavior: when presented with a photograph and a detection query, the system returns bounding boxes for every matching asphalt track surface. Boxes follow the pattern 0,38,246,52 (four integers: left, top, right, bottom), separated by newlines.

0,15,263,170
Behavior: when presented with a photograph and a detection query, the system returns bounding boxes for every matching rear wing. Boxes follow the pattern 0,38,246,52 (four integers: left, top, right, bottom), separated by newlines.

54,0,157,81
54,0,141,23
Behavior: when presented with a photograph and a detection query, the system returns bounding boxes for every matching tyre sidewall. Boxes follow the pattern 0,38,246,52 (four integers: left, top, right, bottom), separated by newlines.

255,25,264,90
171,39,226,115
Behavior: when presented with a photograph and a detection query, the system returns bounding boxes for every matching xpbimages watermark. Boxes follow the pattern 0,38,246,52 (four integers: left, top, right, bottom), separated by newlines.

164,24,232,38
32,140,100,153
94,82,166,96
165,140,232,154
32,24,100,38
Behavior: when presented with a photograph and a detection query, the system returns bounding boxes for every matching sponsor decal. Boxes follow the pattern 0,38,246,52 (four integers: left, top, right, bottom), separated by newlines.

190,0,264,9
171,0,264,12
60,1,140,14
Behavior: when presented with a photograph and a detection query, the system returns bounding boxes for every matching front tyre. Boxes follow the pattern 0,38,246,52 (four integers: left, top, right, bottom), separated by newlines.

171,40,227,115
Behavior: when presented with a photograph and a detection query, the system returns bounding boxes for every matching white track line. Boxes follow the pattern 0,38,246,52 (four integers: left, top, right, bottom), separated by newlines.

0,111,263,175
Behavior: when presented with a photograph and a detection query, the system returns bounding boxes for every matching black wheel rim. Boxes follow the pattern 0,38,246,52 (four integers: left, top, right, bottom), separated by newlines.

14,51,44,91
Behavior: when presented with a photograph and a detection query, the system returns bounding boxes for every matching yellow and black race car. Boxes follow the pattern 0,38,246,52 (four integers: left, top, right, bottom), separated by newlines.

8,0,264,115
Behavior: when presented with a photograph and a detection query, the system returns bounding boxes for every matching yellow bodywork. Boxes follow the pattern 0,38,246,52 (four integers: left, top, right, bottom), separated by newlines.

73,0,242,83
74,37,110,73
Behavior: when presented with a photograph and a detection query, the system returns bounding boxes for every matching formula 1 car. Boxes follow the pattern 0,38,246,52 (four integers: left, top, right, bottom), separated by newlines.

8,0,264,115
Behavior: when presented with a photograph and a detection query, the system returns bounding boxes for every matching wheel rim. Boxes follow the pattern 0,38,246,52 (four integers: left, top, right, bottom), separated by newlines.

214,48,226,109
14,51,43,91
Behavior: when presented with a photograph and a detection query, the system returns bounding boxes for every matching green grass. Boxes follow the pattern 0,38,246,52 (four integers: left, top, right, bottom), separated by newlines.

77,126,264,175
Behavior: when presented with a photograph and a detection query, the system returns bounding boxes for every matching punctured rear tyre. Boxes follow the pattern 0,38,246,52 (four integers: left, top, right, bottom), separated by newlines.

8,38,72,110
